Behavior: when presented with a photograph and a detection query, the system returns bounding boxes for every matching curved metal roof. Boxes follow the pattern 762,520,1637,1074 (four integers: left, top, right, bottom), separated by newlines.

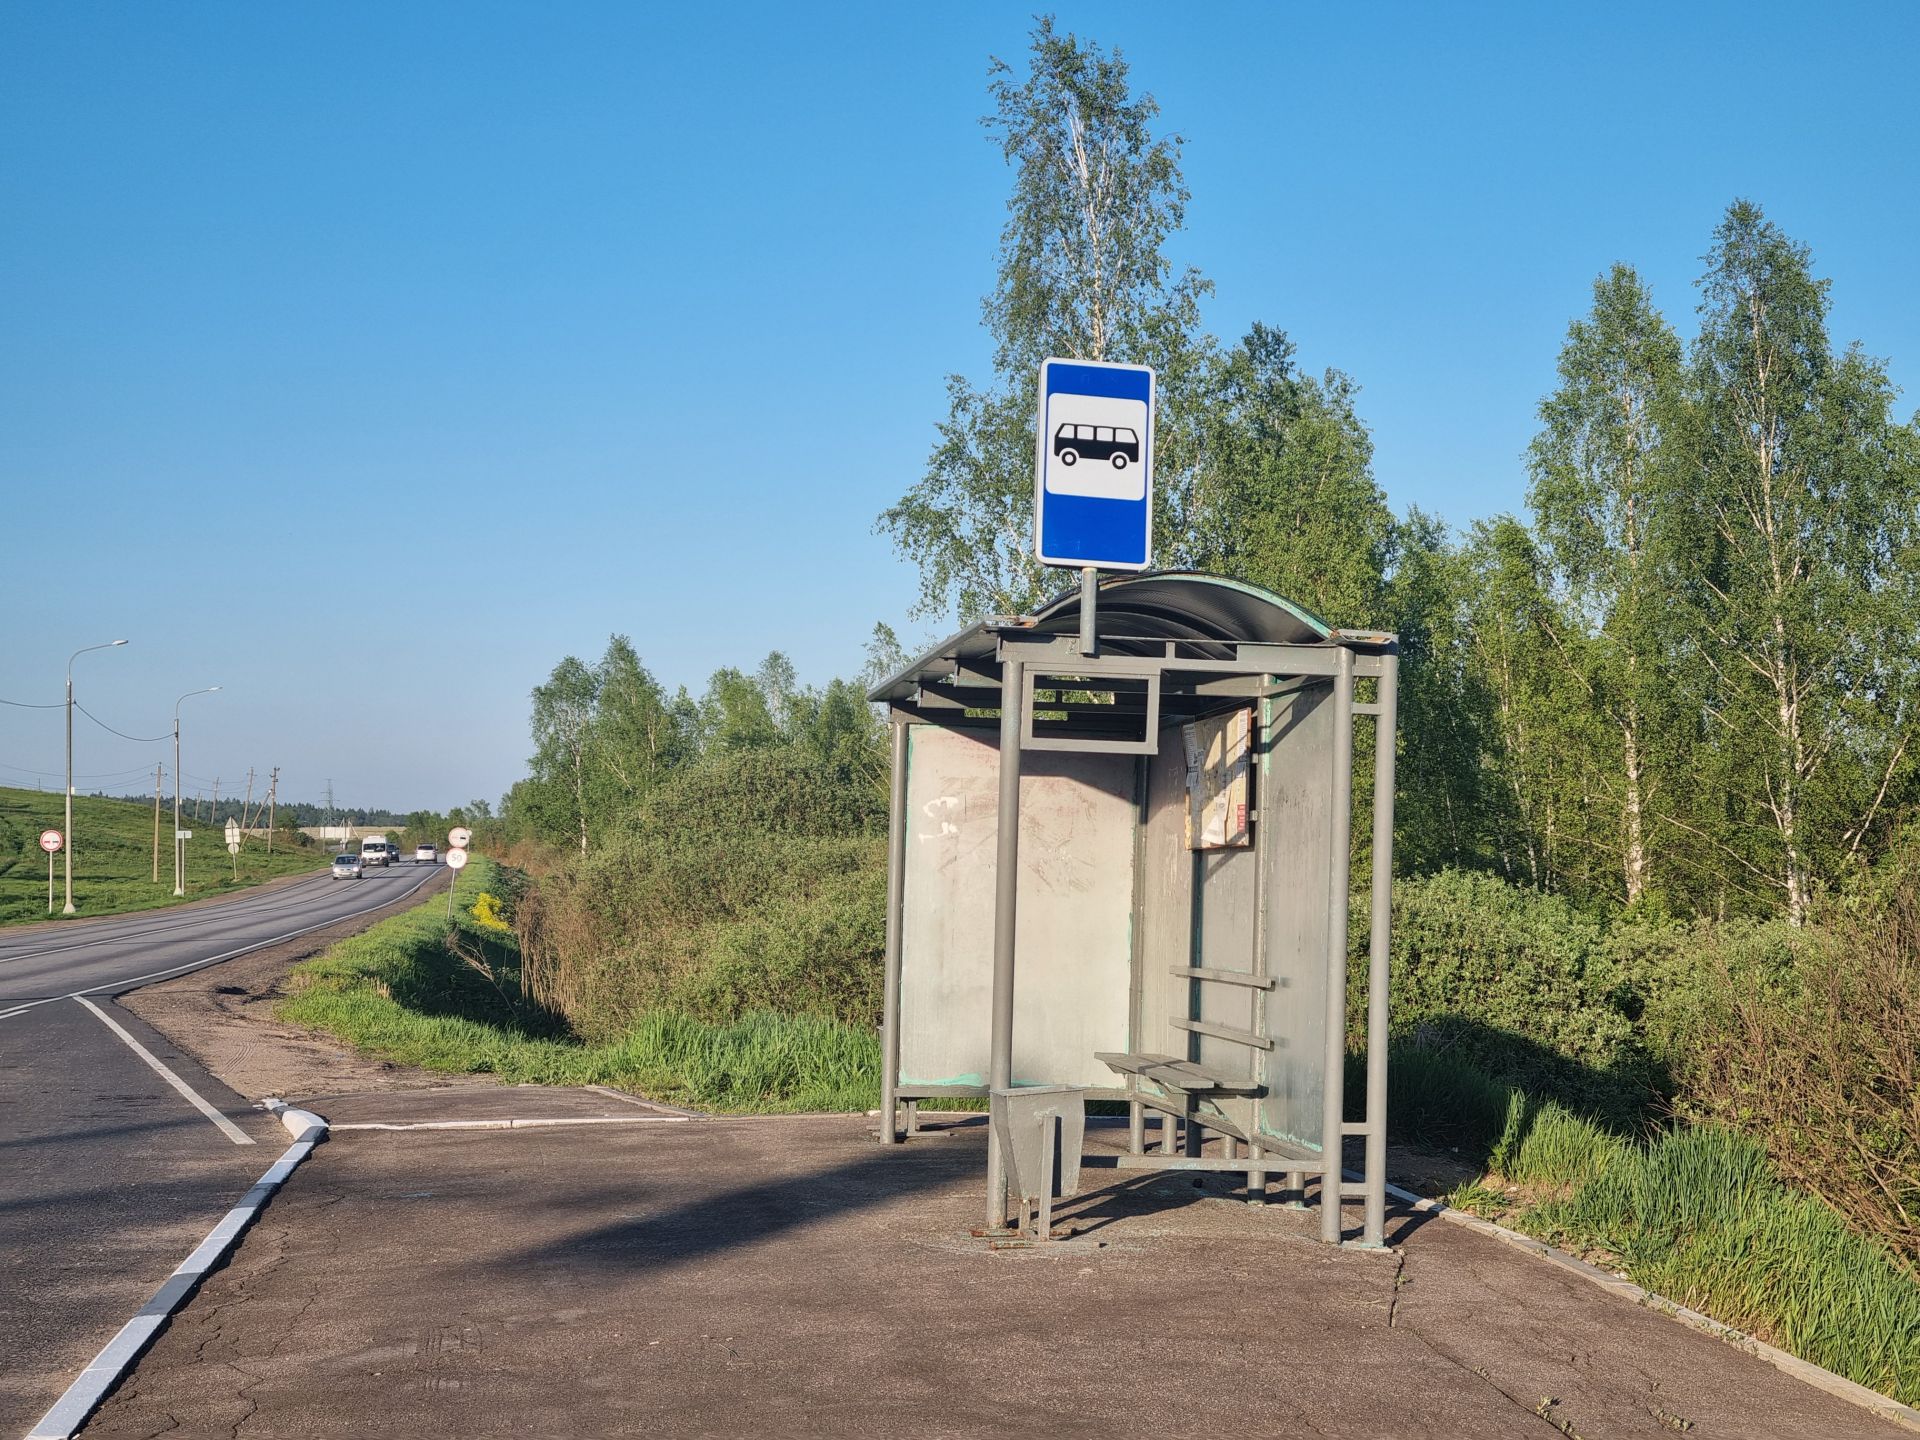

868,570,1343,704
1025,570,1331,648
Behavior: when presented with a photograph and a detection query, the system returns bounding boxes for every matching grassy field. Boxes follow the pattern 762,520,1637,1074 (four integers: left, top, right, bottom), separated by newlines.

0,785,327,924
278,858,880,1113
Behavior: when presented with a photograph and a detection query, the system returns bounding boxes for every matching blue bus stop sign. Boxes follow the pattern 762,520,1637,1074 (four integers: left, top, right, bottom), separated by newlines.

1032,357,1155,570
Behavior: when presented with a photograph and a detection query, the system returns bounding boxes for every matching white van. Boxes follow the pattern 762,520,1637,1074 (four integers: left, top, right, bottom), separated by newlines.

359,837,396,868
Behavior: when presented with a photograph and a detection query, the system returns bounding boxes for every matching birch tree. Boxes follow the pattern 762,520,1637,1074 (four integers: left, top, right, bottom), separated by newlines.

1681,201,1920,922
1527,265,1686,904
879,18,1212,620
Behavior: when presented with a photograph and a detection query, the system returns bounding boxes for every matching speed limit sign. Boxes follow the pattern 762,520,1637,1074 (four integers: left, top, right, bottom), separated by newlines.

445,847,469,870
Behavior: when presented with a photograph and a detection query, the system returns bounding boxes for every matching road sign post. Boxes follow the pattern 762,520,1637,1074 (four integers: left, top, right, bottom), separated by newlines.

1033,357,1156,656
445,844,469,920
225,818,241,880
39,830,62,915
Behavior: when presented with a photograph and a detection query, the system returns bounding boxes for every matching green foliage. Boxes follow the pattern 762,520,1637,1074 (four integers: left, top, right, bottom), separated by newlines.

0,785,320,924
1364,869,1661,1121
516,744,888,1037
1190,323,1393,630
1527,1127,1920,1402
279,860,880,1113
878,18,1213,620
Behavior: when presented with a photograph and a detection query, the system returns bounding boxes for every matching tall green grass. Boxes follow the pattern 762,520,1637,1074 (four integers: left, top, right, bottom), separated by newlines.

278,861,879,1113
1418,1073,1920,1403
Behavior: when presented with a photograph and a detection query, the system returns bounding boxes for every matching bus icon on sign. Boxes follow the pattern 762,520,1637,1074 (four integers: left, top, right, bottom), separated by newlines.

1053,423,1141,470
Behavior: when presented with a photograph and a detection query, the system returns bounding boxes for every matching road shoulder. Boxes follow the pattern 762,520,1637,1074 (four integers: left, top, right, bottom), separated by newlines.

119,866,468,1102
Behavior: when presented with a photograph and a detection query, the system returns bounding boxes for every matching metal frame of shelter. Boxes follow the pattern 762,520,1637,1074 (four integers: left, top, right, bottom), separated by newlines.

867,571,1400,1246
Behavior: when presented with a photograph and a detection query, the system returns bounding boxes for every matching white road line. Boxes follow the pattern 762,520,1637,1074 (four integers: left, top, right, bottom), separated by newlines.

72,996,256,1146
329,1116,690,1131
0,869,442,1024
25,1109,327,1440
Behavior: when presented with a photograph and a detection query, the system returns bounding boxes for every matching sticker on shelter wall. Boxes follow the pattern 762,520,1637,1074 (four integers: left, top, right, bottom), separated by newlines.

1182,709,1252,850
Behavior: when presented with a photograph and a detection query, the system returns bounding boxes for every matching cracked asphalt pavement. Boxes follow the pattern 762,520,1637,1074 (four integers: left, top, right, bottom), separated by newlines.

0,864,446,1436
79,1106,1902,1439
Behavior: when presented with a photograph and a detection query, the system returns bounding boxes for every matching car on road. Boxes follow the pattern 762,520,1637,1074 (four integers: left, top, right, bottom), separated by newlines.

359,837,395,868
331,853,364,880
414,844,438,865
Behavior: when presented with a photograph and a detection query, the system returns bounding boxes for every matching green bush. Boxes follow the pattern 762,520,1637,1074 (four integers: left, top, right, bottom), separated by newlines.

1357,869,1669,1123
280,865,880,1113
514,744,889,1037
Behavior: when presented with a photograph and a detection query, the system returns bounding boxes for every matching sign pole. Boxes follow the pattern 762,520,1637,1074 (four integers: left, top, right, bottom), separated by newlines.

1078,566,1099,657
40,830,63,915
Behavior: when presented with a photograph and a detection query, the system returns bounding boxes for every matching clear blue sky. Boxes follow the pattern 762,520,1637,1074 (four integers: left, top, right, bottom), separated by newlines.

4,2,1916,812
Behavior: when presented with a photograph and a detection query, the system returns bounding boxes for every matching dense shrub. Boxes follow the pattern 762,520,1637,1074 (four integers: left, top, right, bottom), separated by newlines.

1354,869,1673,1124
1676,897,1919,1277
515,745,888,1037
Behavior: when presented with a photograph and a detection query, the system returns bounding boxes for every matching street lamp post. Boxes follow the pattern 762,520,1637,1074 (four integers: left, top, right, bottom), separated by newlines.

64,639,128,915
172,686,221,896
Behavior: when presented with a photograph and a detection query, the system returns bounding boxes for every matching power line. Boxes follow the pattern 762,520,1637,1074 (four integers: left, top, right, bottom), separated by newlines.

0,695,64,709
0,760,162,782
72,701,170,744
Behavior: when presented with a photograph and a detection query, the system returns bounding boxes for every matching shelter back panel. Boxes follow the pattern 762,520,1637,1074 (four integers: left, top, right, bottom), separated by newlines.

898,724,1135,1089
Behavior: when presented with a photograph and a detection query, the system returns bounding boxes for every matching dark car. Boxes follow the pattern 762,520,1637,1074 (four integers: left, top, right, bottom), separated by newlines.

1053,422,1140,469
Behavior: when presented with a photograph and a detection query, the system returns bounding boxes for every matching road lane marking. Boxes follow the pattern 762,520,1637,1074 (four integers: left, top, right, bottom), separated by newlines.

25,1111,326,1440
72,996,256,1146
330,1116,691,1130
0,868,443,1023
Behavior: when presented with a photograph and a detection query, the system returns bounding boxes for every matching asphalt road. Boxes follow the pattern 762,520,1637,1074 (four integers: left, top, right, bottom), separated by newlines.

0,862,443,1437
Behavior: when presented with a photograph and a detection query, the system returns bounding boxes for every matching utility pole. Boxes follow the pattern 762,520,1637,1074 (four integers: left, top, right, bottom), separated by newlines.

325,778,335,850
63,639,129,914
152,763,164,883
241,768,255,851
210,776,220,825
173,686,220,896
266,768,279,855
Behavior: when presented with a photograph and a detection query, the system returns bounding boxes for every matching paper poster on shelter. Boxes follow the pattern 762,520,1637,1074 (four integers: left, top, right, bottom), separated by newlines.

1182,708,1252,850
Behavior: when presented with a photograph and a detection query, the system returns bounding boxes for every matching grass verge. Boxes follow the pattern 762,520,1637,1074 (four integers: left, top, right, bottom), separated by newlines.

1392,1046,1920,1404
0,785,323,923
277,859,880,1113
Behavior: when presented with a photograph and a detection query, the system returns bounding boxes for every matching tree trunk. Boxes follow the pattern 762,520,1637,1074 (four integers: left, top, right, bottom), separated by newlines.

1622,707,1648,905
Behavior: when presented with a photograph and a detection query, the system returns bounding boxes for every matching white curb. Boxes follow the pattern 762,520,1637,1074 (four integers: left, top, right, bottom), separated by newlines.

25,1101,329,1440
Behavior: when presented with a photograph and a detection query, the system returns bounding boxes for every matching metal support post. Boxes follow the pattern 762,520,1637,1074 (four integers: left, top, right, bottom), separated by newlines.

1320,646,1356,1244
173,720,183,895
879,720,909,1144
984,656,1025,1231
63,668,74,914
1077,567,1098,657
1362,651,1400,1246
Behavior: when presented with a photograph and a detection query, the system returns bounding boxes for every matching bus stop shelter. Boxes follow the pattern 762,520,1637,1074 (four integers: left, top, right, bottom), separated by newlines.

866,571,1400,1246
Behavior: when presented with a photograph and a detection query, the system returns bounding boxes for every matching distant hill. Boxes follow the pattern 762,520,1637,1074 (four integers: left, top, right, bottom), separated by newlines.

0,786,325,924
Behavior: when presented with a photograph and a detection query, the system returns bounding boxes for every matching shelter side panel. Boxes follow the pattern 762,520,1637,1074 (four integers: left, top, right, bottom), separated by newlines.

1258,683,1337,1153
898,725,1135,1089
